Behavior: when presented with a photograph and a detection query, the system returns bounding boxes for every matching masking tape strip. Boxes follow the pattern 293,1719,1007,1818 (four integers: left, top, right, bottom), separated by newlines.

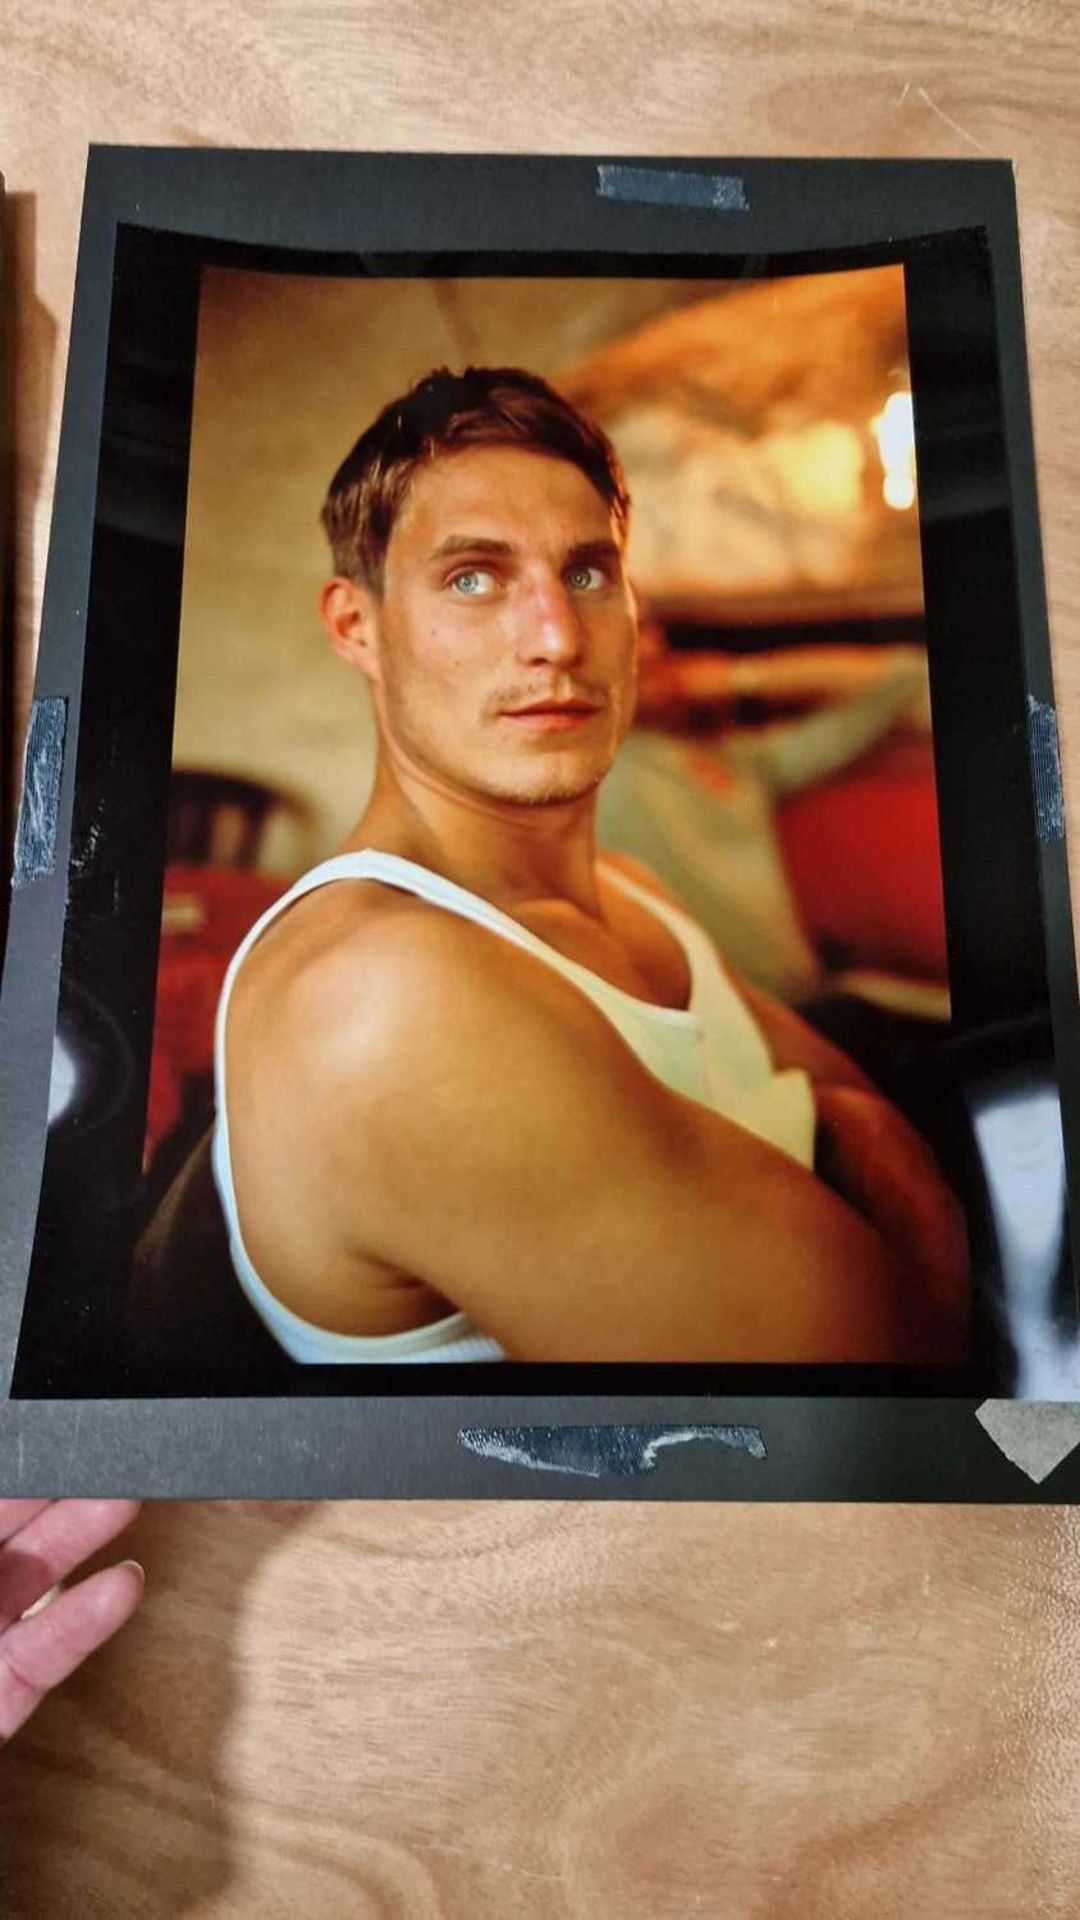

596,164,750,213
12,697,67,887
976,1400,1080,1483
1027,694,1065,842
458,1422,766,1480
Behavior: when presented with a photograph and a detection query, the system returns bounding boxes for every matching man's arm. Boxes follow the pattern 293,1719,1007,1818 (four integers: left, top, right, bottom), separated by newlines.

600,854,968,1318
634,642,930,795
719,962,969,1315
719,648,931,798
636,642,927,717
297,914,968,1365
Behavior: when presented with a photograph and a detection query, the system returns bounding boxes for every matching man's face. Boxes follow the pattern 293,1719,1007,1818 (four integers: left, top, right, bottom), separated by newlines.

358,444,638,808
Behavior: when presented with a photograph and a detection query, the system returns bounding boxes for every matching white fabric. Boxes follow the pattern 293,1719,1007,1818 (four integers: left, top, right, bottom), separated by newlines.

213,848,815,1363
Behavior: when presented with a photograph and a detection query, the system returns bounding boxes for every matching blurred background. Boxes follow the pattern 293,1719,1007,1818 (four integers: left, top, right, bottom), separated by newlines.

149,262,945,1177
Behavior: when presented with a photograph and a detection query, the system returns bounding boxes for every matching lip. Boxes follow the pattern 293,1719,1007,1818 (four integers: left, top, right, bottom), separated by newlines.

500,704,600,733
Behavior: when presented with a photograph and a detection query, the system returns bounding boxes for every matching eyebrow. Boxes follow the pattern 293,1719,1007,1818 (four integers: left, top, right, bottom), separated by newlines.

429,536,513,562
427,535,623,565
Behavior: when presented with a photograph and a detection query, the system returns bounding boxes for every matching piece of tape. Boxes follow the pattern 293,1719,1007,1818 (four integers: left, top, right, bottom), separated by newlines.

458,1422,766,1480
596,164,750,213
1027,693,1065,842
976,1400,1080,1483
12,696,68,887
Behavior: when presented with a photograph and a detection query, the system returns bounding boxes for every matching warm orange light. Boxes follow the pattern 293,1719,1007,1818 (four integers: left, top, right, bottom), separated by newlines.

871,390,917,512
766,420,865,518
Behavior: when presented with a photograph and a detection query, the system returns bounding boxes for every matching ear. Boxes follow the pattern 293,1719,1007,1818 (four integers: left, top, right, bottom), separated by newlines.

319,576,383,684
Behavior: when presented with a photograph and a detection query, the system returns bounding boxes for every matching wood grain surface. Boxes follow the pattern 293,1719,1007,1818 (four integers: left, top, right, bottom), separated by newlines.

3,2,1079,1913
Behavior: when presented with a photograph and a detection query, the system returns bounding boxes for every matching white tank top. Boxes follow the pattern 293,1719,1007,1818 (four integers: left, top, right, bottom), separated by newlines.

212,849,816,1363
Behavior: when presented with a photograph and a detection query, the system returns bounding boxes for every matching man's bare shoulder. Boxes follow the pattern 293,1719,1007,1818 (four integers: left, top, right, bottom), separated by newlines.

231,874,616,1093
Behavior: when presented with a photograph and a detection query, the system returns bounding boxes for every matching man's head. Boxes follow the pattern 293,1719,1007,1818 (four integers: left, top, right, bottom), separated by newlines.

320,366,631,595
319,367,639,810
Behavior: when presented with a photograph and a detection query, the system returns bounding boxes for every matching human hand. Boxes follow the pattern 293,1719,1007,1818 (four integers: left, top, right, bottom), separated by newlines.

0,1499,144,1743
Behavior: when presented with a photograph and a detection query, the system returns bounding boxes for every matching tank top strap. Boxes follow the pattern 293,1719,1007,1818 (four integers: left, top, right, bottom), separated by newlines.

598,859,724,980
213,847,545,1017
237,849,706,1025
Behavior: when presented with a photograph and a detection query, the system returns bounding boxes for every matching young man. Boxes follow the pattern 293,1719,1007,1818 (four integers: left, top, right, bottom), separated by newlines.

211,366,970,1366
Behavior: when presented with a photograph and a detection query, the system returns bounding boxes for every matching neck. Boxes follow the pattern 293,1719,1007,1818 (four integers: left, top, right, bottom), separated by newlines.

341,748,605,915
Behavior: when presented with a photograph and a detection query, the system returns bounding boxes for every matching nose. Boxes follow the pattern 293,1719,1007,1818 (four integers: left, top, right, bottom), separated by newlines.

516,573,585,668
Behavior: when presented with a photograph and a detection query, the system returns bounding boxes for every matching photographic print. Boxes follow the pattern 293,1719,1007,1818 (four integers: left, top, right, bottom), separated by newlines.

0,151,1076,1497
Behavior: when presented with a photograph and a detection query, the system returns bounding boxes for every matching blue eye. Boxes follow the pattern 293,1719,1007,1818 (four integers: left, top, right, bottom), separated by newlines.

450,569,495,596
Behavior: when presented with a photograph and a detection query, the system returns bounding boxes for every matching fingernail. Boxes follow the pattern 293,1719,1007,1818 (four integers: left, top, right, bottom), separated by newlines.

118,1559,146,1583
19,1584,61,1620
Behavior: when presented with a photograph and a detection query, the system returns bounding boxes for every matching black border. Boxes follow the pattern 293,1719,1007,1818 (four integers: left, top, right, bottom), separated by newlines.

1,150,1077,1497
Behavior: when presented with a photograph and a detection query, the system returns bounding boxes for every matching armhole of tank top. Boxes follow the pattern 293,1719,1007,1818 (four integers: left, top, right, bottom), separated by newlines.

211,859,487,1352
213,863,357,1252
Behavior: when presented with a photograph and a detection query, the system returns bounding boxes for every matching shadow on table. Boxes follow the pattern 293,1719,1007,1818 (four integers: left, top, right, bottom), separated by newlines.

0,1498,315,1914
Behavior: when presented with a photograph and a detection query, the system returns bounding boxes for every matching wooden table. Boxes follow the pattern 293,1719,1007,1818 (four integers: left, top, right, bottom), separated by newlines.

3,4,1079,1911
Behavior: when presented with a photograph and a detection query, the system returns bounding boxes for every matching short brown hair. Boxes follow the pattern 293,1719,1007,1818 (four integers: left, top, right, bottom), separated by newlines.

320,365,631,593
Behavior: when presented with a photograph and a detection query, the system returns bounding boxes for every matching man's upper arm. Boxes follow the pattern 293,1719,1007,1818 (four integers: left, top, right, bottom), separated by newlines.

307,914,934,1365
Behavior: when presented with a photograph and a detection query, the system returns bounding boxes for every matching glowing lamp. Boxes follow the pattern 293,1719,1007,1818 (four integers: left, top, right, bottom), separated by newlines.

871,389,917,512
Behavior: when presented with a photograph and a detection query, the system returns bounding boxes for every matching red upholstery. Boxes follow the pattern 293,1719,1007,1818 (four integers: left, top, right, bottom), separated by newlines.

146,865,288,1160
775,733,947,981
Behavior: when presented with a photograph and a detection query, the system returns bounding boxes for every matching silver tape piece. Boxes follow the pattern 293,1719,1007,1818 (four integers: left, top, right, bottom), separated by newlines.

463,1413,1080,1487
12,697,67,887
596,164,750,213
459,1423,767,1479
1027,694,1065,842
